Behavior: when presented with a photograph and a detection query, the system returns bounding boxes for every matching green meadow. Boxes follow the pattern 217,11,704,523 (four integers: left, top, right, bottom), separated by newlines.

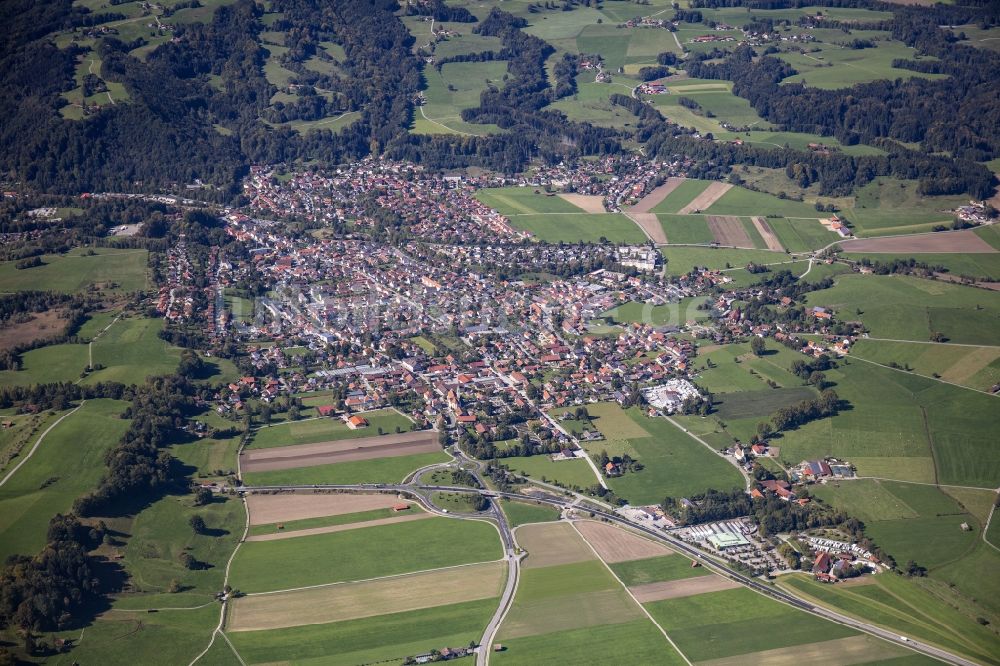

0,399,129,562
804,274,1000,346
610,555,708,586
849,338,1000,393
510,213,647,244
662,246,790,275
230,517,501,593
499,454,599,490
500,499,561,528
0,248,148,293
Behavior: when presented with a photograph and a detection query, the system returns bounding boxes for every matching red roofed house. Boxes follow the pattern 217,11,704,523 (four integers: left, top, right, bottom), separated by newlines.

317,405,336,417
813,551,832,574
346,415,369,430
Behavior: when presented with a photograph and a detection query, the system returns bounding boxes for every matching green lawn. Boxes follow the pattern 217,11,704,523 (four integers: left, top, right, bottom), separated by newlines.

242,450,450,486
0,248,148,293
250,409,414,448
500,500,561,528
0,342,90,387
412,60,509,136
0,400,129,562
228,598,499,666
230,517,501,593
499,454,600,490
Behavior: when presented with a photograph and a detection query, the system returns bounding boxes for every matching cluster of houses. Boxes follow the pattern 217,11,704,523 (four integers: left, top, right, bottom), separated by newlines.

820,215,853,238
952,201,995,225
637,82,668,95
808,536,885,581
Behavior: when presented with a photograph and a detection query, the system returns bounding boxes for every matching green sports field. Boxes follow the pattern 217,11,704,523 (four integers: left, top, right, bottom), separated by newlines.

230,517,501,592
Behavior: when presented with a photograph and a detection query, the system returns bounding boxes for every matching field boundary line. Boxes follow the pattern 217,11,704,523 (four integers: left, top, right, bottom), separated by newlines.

0,401,85,488
243,557,507,597
848,354,999,397
850,477,998,492
189,492,250,666
219,630,248,666
983,500,1000,554
418,106,481,137
663,415,751,488
569,520,693,666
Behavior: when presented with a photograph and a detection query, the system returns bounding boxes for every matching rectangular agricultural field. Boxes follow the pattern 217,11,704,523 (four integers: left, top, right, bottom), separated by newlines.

250,409,415,448
651,179,714,214
241,449,450,487
230,516,501,593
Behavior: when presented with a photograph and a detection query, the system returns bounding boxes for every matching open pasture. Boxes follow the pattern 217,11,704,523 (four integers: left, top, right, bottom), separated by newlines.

242,429,438,473
0,400,128,562
493,619,686,666
0,248,148,293
844,251,1000,282
849,338,1000,392
779,40,946,89
478,187,593,215
230,516,501,593
227,560,505,632
630,575,741,603
245,511,430,542
658,214,715,244
804,274,1000,346
651,179,714,214
662,246,789,275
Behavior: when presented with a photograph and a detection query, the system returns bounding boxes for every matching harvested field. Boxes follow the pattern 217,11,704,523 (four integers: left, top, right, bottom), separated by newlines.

517,521,595,569
228,560,505,632
629,574,740,602
241,430,440,473
627,212,668,244
629,177,686,213
751,216,784,251
574,520,672,563
246,492,402,525
696,635,904,666
245,513,431,542
839,229,997,254
558,193,606,214
706,215,753,247
677,182,732,215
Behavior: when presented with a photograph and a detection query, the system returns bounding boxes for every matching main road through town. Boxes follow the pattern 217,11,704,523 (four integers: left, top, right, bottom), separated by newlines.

239,482,978,666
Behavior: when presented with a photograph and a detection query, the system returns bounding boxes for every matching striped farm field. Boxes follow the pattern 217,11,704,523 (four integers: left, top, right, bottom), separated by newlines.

229,516,502,593
651,179,714,214
228,598,499,666
227,560,506,631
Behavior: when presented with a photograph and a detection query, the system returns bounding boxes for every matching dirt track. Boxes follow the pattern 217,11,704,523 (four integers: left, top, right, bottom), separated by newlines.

839,229,997,254
628,574,740,602
627,212,668,244
242,431,440,473
628,177,686,214
575,520,672,563
677,182,732,215
558,193,606,214
752,216,784,251
706,215,753,248
245,512,431,542
246,493,403,525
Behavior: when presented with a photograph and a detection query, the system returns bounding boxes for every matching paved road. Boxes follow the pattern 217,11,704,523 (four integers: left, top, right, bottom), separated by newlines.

239,482,976,666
